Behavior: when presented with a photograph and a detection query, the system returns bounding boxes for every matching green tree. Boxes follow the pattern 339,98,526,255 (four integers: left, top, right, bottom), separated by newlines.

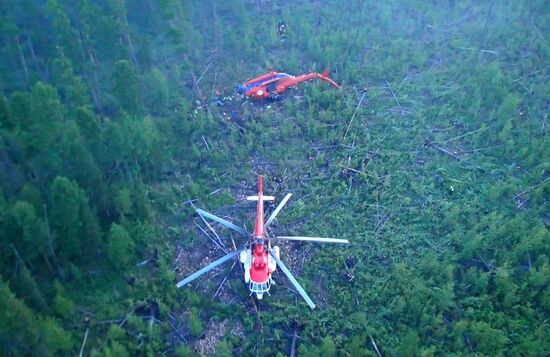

112,59,142,115
0,277,72,356
0,96,10,129
188,308,204,337
114,187,133,218
143,67,169,114
99,114,160,181
53,281,74,318
107,223,133,269
469,321,507,355
7,91,32,132
49,46,90,110
5,200,48,262
50,176,100,262
397,331,421,357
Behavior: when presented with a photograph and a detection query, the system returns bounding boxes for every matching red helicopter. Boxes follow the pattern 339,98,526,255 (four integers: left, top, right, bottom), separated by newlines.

237,70,341,100
176,176,349,309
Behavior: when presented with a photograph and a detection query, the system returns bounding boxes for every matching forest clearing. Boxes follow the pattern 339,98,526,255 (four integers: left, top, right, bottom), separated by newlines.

0,1,549,356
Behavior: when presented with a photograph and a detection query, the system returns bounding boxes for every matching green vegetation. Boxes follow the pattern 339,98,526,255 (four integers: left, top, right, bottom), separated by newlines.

0,0,548,355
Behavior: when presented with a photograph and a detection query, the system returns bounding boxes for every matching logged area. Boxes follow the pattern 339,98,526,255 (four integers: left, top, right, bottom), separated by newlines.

0,1,549,356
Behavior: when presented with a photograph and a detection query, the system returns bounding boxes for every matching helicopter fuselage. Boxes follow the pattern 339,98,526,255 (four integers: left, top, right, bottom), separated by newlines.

239,242,279,299
237,71,340,100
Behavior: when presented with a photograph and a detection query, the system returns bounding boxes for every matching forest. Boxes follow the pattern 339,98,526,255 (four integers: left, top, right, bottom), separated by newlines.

0,0,549,356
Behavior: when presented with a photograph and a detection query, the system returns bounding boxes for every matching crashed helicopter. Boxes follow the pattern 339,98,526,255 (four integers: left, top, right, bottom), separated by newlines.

237,70,340,100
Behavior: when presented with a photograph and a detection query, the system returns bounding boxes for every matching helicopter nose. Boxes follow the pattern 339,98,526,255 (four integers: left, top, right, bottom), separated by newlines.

256,292,264,300
236,84,245,94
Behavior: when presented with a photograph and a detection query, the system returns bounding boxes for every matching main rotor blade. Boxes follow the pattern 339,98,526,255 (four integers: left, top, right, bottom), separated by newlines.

276,236,349,244
268,249,316,309
176,247,244,288
196,209,249,237
265,193,292,228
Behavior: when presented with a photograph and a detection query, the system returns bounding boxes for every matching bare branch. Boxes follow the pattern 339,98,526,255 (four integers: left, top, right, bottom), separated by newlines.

196,61,213,84
290,327,298,357
343,91,367,141
370,335,383,357
78,328,89,357
427,142,462,161
384,76,401,110
373,212,391,233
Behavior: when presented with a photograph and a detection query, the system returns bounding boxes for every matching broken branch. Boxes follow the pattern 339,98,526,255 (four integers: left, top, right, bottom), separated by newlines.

290,327,298,357
78,328,89,357
343,90,367,141
370,335,383,357
384,76,401,110
429,143,462,161
373,212,391,232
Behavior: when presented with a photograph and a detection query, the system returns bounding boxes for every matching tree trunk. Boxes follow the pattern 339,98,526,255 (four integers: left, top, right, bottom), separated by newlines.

24,26,39,74
117,0,138,65
14,35,29,81
43,204,64,280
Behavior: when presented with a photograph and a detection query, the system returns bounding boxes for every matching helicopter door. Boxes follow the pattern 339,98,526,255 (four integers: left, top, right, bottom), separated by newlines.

266,81,280,97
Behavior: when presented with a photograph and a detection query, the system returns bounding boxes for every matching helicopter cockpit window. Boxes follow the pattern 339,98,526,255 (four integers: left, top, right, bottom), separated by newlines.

249,280,271,293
